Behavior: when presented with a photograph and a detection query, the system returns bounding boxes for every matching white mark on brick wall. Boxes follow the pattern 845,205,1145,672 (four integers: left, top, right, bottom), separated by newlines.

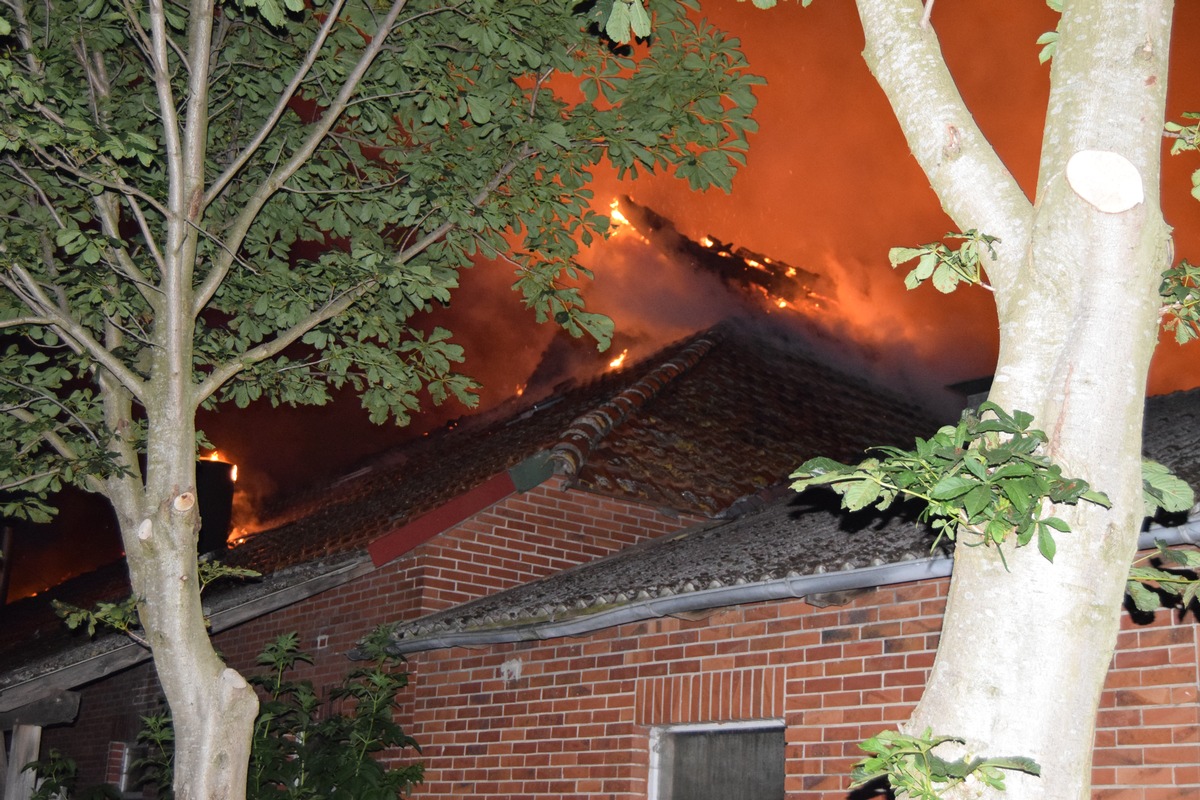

500,657,523,683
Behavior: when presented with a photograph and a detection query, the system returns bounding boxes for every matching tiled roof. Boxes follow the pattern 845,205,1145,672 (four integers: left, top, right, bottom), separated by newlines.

384,492,950,653
222,319,940,574
564,327,933,513
382,384,1200,653
0,320,939,692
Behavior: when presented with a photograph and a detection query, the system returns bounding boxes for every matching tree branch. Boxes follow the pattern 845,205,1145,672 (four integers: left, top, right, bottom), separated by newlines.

192,279,376,405
197,0,417,318
4,407,105,494
201,0,349,211
0,265,147,400
854,0,1033,289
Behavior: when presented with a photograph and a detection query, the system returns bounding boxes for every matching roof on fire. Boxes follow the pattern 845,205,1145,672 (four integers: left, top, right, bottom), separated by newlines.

219,318,938,575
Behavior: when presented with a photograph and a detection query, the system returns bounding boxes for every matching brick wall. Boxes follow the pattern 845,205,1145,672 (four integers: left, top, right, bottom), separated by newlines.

397,579,1199,800
36,476,1200,798
41,476,700,787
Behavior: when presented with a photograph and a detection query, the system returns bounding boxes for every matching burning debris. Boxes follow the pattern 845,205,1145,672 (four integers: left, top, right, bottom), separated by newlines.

608,196,834,316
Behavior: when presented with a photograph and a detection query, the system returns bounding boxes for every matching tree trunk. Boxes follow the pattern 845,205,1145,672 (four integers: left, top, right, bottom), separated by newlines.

113,421,259,800
856,1,1174,797
105,254,259,798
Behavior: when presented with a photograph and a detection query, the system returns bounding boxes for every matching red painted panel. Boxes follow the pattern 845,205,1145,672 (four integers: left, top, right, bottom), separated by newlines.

368,472,517,566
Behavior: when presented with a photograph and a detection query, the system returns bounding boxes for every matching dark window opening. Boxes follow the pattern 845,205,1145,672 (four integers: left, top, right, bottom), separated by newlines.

654,722,785,800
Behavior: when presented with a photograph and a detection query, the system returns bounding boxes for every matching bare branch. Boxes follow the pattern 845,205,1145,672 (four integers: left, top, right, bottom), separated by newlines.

854,0,1032,289
0,468,64,493
0,315,54,328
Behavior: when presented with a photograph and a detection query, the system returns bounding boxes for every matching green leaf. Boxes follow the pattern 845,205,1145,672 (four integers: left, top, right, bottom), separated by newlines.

627,0,651,39
1127,580,1162,612
888,246,925,266
843,479,881,512
1142,459,1194,515
1037,522,1057,562
605,1,631,42
930,475,977,500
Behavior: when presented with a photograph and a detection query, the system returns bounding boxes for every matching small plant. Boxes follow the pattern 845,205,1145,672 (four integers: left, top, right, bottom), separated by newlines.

851,728,1040,800
52,561,261,646
138,629,422,800
23,749,120,800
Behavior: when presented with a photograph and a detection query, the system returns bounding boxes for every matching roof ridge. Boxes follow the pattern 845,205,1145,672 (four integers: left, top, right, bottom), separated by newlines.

548,329,722,475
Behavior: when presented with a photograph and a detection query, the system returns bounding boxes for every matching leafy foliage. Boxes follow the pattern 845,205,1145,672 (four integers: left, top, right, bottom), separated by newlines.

1036,0,1064,64
53,595,142,640
888,230,999,294
791,402,1110,563
24,749,122,800
851,728,1040,800
1165,112,1200,201
0,0,763,518
137,630,422,800
1127,539,1200,613
1159,259,1200,344
51,560,260,643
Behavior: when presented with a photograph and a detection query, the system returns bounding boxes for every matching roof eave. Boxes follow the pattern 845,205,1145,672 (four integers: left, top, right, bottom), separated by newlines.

386,516,1200,656
387,554,954,655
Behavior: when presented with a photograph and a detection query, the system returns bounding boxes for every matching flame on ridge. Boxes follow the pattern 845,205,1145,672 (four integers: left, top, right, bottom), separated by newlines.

205,450,238,482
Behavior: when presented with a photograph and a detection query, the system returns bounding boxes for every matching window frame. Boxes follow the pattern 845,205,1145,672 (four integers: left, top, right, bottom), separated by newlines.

648,718,787,800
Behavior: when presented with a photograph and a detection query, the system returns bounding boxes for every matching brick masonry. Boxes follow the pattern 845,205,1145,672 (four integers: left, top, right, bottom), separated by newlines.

42,477,1200,799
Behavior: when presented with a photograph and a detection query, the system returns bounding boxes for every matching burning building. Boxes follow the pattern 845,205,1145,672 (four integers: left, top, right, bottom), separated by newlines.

2,321,1198,799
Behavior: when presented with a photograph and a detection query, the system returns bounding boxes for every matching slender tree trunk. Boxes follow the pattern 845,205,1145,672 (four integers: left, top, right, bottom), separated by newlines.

857,1,1174,797
112,411,259,800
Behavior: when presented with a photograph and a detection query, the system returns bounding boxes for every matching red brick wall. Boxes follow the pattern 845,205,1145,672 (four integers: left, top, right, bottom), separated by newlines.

397,579,1199,800
41,477,699,787
37,478,1200,798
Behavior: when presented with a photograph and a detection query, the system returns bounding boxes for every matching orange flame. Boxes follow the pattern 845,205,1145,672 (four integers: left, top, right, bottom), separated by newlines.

609,198,630,227
205,451,238,482
608,348,629,369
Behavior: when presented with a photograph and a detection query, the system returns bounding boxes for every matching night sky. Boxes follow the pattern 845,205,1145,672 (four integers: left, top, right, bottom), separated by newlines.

7,1,1200,600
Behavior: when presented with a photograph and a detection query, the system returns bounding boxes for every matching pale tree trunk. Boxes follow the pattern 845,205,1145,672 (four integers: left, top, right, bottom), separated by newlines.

110,418,258,800
95,0,260,793
855,1,1173,798
100,267,260,800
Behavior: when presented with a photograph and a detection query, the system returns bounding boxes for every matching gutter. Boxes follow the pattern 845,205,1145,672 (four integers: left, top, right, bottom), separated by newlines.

388,516,1200,656
388,554,954,654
